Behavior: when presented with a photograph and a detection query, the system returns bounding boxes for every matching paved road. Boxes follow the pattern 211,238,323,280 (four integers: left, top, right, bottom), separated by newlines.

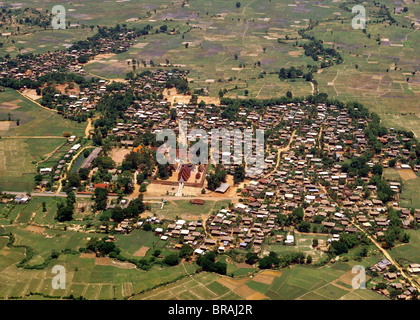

2,191,238,201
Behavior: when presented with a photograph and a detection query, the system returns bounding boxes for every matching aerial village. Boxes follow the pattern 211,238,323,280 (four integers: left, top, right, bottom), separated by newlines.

1,25,420,299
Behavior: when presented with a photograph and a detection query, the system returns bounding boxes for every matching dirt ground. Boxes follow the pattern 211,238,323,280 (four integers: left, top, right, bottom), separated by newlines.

143,183,179,197
216,277,249,291
25,225,45,234
234,284,259,299
110,147,132,165
85,53,116,64
133,246,150,257
55,82,80,96
20,89,40,101
95,257,111,265
163,88,220,106
0,121,11,131
246,292,268,300
252,273,275,285
398,169,417,180
258,270,282,277
110,260,137,269
80,253,96,259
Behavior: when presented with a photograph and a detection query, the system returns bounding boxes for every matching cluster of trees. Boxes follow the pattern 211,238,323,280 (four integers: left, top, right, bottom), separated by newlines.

121,149,155,177
258,251,310,269
94,187,108,211
55,192,76,222
196,251,227,275
165,78,189,94
300,39,343,66
206,167,227,191
369,174,394,203
233,165,245,184
99,195,147,222
157,163,174,180
0,8,51,31
278,66,313,82
380,207,410,248
69,24,152,54
328,232,368,256
85,237,121,257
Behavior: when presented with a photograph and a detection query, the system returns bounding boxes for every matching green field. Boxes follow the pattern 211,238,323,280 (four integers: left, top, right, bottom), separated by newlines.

388,229,420,267
0,219,200,299
131,256,389,300
0,89,85,191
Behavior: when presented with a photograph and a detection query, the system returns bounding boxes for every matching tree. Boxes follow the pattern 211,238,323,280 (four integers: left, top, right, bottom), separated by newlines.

297,221,310,232
78,168,90,180
328,241,348,255
233,165,245,184
291,207,304,224
56,203,74,222
236,2,241,8
245,252,258,265
164,253,179,266
179,244,194,260
389,265,398,273
388,158,397,167
375,282,387,290
372,163,383,175
312,238,319,247
94,187,108,211
66,173,81,189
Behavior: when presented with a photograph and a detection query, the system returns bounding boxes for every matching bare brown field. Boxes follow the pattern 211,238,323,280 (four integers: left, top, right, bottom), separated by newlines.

216,277,248,291
110,147,132,165
95,257,111,265
246,292,268,300
111,260,137,269
252,273,275,285
234,284,258,299
85,53,116,64
0,121,11,131
25,225,45,234
20,89,40,101
133,246,150,257
398,169,417,181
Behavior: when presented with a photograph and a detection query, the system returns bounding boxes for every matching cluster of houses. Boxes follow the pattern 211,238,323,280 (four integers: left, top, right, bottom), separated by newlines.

36,140,82,189
371,259,419,299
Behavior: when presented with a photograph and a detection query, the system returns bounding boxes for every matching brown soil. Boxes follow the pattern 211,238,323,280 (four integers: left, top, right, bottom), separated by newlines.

259,270,282,277
95,257,111,265
252,273,275,285
25,225,45,234
133,246,150,257
216,277,248,290
163,88,220,106
110,260,137,269
246,292,268,300
398,169,417,180
234,284,258,298
110,147,132,165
